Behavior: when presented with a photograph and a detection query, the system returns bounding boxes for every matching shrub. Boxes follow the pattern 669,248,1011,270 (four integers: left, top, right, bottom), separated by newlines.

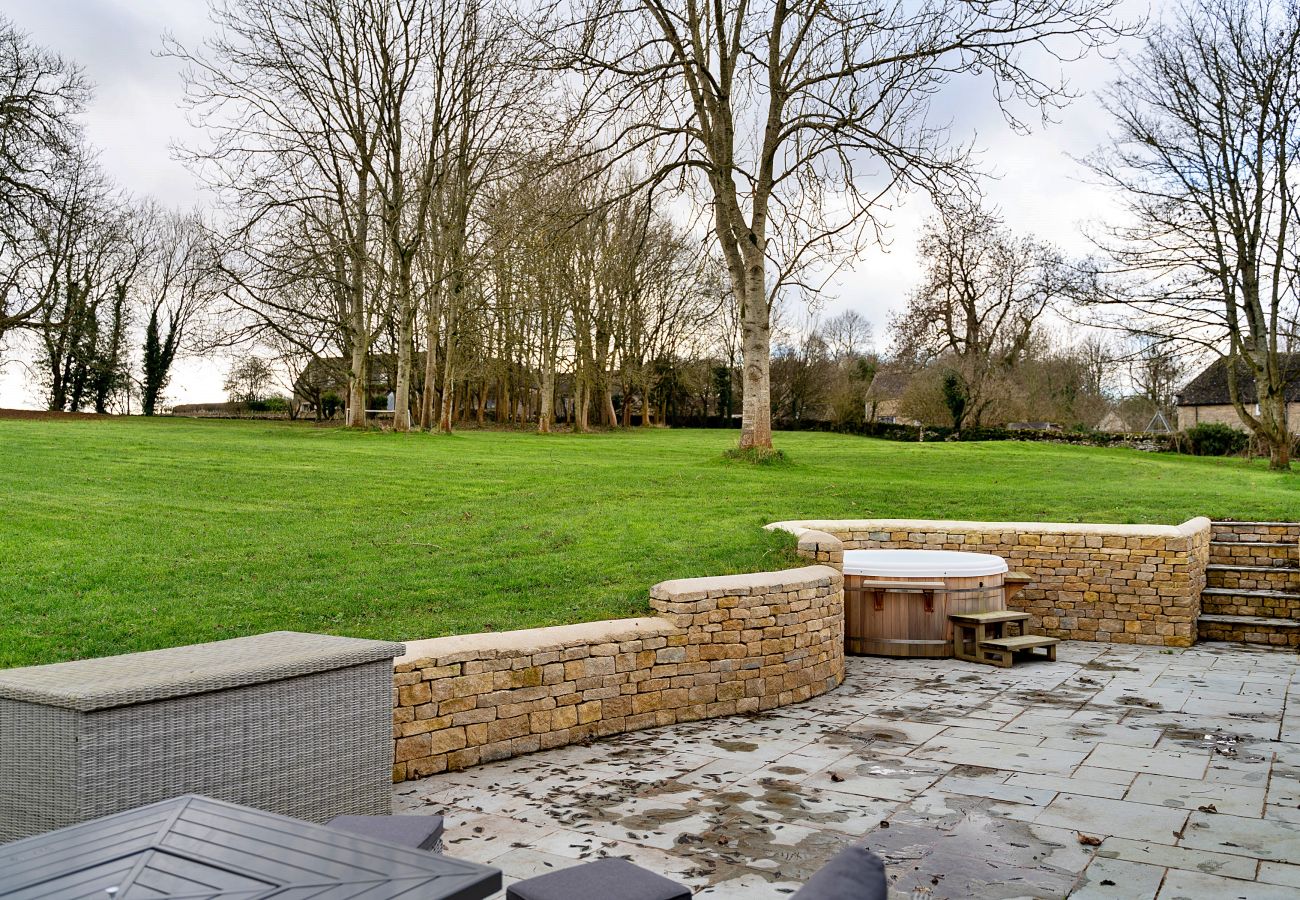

320,393,342,419
1181,422,1249,456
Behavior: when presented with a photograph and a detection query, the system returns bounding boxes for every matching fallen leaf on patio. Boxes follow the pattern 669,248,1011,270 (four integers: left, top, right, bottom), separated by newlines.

1197,804,1218,814
1077,833,1102,846
829,772,845,782
1101,879,1116,886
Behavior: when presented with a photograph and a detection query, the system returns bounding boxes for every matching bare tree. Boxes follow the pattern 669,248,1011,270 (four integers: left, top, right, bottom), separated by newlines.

821,310,874,362
223,353,275,405
172,0,387,428
138,207,214,415
0,16,89,343
25,147,145,413
550,0,1129,451
1087,0,1300,468
890,201,1067,429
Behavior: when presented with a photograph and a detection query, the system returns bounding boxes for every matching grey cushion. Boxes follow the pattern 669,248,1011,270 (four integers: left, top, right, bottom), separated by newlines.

325,814,444,851
506,858,691,900
792,846,887,900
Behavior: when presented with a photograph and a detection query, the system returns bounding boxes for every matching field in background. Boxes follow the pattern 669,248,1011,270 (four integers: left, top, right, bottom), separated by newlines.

1,418,1296,667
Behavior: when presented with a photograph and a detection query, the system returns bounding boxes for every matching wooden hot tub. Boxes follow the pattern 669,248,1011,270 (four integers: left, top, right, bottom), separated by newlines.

843,549,1008,658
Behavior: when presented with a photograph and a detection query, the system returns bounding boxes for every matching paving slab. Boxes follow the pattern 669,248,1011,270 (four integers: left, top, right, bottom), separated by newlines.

1084,742,1211,779
1033,792,1191,844
394,641,1299,899
1179,809,1300,862
1258,862,1300,889
1158,869,1300,899
1095,836,1257,879
1070,857,1165,900
1126,772,1267,818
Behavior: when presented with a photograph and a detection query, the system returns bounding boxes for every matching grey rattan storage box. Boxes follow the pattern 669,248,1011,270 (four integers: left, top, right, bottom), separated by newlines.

0,631,404,843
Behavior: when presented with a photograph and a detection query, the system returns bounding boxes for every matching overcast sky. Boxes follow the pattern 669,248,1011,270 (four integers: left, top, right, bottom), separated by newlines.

0,0,1153,409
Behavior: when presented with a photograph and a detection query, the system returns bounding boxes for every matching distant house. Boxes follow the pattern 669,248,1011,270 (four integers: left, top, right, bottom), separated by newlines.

1175,354,1300,432
295,355,406,415
864,370,919,425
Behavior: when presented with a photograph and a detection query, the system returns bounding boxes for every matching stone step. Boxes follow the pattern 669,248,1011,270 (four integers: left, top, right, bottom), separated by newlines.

1208,541,1298,568
1206,564,1300,593
1200,586,1300,619
1211,520,1300,542
1197,613,1300,649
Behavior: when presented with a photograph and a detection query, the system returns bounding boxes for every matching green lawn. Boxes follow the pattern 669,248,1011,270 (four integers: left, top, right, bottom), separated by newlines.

1,418,1296,668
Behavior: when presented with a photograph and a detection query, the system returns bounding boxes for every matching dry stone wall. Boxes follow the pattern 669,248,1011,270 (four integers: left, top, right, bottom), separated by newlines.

771,518,1212,648
392,565,843,782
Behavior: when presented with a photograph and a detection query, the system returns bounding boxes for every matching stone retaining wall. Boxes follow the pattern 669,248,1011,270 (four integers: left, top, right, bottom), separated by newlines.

771,518,1212,647
391,565,843,782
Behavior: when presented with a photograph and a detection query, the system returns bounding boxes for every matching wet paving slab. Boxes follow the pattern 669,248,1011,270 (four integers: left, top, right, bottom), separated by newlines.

394,641,1300,898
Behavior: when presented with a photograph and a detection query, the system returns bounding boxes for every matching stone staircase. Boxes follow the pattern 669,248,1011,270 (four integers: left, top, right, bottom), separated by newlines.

1198,521,1300,648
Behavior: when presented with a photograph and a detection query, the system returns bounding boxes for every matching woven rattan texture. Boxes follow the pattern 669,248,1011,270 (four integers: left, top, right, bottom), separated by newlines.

1,659,396,842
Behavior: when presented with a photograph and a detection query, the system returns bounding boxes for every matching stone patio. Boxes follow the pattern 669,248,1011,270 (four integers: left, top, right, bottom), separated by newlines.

394,641,1300,898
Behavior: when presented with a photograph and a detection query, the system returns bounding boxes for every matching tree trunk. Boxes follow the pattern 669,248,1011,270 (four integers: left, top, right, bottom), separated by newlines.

576,383,590,432
538,363,555,433
602,384,616,427
392,258,416,432
438,348,455,433
1262,390,1291,471
736,258,773,450
419,318,439,430
346,339,369,428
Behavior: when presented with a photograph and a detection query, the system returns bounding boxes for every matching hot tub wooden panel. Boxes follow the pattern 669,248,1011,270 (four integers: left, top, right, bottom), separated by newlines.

844,571,1006,658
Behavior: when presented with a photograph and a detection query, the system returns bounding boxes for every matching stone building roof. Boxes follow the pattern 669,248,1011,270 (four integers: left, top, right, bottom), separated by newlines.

865,370,912,400
1177,353,1300,406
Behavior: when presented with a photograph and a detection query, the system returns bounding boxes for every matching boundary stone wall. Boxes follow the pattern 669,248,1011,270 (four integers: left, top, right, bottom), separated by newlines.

392,565,843,782
771,518,1211,648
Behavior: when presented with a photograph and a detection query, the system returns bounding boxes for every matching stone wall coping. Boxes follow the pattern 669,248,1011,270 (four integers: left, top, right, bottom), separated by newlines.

396,617,675,665
769,517,1211,539
649,565,839,600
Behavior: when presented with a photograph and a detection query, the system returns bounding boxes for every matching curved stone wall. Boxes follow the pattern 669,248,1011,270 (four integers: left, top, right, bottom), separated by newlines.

392,565,844,781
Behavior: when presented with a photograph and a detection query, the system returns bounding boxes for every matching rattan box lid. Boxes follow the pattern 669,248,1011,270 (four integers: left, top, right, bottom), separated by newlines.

0,631,405,711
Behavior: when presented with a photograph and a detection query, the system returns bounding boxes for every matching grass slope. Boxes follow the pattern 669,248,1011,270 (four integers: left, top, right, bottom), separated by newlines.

1,418,1295,667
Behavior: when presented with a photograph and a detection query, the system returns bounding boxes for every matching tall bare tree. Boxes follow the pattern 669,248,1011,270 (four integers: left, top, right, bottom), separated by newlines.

172,0,387,427
891,201,1066,430
138,207,214,415
551,0,1129,451
1087,0,1299,468
0,16,89,344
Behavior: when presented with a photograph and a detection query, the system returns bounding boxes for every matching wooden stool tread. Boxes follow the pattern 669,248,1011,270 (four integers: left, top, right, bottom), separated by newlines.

949,610,1030,625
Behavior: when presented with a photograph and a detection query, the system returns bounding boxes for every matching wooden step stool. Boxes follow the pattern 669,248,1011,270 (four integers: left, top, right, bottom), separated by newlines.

949,610,1060,667
978,634,1060,667
950,610,1030,663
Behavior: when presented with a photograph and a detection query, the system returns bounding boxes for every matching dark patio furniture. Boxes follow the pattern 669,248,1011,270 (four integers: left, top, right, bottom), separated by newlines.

327,813,446,851
0,794,500,900
792,845,888,899
505,857,691,900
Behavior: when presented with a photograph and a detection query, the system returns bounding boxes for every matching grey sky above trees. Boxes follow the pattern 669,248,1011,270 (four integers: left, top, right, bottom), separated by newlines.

0,0,1158,408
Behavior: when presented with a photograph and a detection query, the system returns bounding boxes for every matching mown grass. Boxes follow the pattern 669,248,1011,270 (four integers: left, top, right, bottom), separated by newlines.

1,418,1296,667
